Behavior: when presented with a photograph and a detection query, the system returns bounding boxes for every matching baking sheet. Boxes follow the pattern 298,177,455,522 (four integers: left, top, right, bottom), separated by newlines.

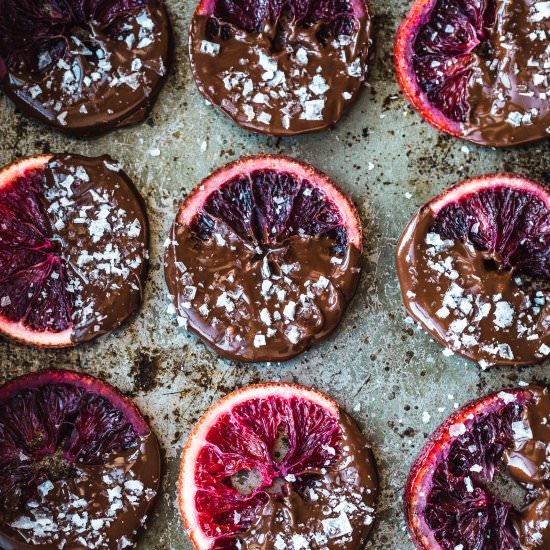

0,0,549,548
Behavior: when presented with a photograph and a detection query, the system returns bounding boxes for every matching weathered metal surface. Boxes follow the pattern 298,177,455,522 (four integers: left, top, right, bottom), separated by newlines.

0,0,548,548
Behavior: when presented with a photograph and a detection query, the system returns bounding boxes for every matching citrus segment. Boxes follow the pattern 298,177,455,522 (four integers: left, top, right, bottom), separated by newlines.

165,155,363,362
179,383,377,549
397,174,550,367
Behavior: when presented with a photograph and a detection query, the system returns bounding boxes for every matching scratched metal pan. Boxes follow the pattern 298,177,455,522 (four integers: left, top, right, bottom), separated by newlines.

0,0,548,548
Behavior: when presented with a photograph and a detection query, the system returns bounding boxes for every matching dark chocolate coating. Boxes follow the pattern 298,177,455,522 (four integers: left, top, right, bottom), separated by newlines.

189,12,372,136
463,0,550,147
0,433,161,550
0,3,171,137
165,219,362,362
48,154,150,343
506,387,550,549
0,154,149,345
396,206,549,367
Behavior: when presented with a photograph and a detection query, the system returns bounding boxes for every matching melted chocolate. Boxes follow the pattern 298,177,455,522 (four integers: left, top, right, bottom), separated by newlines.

189,14,372,135
48,155,149,342
165,219,362,362
396,209,550,367
0,154,149,344
465,0,550,146
233,412,377,549
502,387,550,548
0,434,161,550
0,4,171,137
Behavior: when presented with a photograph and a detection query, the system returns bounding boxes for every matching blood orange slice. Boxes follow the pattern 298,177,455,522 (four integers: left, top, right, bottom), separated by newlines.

395,0,550,147
396,173,550,367
179,383,378,549
0,369,161,549
189,0,372,135
405,386,550,549
0,0,171,136
164,155,363,363
0,154,149,347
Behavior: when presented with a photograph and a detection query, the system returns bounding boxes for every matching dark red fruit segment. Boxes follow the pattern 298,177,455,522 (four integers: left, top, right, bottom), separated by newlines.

0,173,52,273
23,262,73,333
197,488,269,541
211,0,356,35
0,382,140,498
64,394,141,463
0,228,49,281
193,170,349,253
404,388,550,550
0,163,72,336
0,0,171,136
432,185,550,279
3,258,72,333
395,0,550,147
0,169,50,233
411,0,494,123
0,154,149,348
0,369,160,550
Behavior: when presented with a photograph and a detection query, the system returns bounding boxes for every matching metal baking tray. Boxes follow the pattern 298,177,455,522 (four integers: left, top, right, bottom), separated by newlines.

0,0,548,547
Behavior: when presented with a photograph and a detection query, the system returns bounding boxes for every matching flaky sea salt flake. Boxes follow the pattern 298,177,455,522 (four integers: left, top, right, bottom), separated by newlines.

200,40,220,56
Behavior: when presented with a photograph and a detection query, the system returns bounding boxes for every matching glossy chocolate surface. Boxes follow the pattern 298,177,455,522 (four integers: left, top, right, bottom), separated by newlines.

49,155,149,342
0,154,149,344
464,0,550,146
396,206,549,367
464,0,550,147
503,387,550,548
165,220,361,362
189,12,372,135
0,433,161,550
233,411,377,549
0,3,171,137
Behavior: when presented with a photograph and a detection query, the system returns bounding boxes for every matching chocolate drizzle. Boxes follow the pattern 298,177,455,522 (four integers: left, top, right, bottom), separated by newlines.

0,3,171,136
189,12,372,135
396,205,549,367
